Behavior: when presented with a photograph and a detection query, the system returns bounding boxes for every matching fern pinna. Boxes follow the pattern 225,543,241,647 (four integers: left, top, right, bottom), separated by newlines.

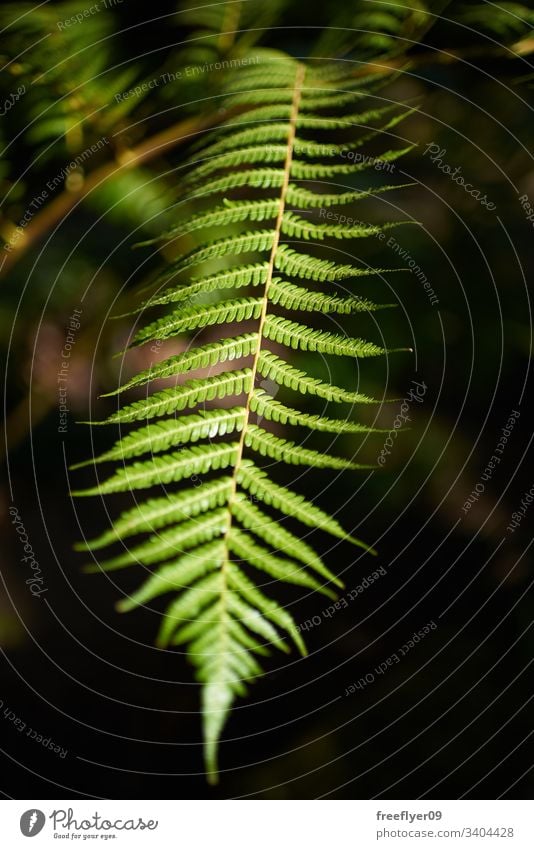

73,50,411,782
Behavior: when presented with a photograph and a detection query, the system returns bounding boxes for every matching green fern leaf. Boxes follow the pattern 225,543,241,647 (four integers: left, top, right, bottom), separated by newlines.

93,370,253,424
77,478,233,551
299,90,370,111
273,244,386,281
244,424,374,469
72,408,247,469
291,146,414,179
294,106,417,158
117,540,226,610
290,160,365,180
227,561,305,652
231,493,342,587
219,103,293,126
183,144,288,186
227,527,335,598
130,298,264,348
281,210,383,240
157,573,224,646
152,230,275,284
269,279,389,314
286,182,412,208
182,168,286,200
196,123,291,158
88,508,228,572
134,265,269,311
263,316,386,357
223,70,298,94
73,443,240,497
237,460,374,552
74,55,410,781
295,104,409,130
250,389,387,434
256,351,382,404
102,334,259,396
140,201,279,245
222,89,297,108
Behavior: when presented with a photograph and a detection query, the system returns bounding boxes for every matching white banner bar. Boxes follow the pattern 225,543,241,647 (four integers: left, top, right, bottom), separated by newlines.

1,800,533,847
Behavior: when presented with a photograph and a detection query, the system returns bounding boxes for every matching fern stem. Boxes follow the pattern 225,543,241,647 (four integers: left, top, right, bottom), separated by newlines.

222,63,305,540
206,63,305,784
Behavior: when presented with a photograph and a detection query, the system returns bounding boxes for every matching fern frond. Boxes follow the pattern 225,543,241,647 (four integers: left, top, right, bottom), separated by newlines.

295,105,403,130
117,541,226,610
222,89,297,108
457,2,534,40
77,479,233,551
75,56,409,781
87,509,228,572
269,280,388,314
219,103,293,127
102,334,259,396
141,201,279,245
281,210,382,240
244,424,373,469
227,561,305,652
73,409,247,469
157,573,224,645
227,528,335,598
178,0,287,52
129,298,264,348
152,230,276,284
74,444,240,497
286,183,411,208
291,146,414,179
182,168,286,201
138,265,270,311
250,389,387,434
299,90,370,111
293,105,414,158
196,123,291,158
237,460,374,552
173,615,265,661
290,160,365,180
223,70,299,93
297,106,418,165
183,144,288,187
263,316,386,357
256,351,382,404
273,245,384,281
231,494,342,587
91,371,252,426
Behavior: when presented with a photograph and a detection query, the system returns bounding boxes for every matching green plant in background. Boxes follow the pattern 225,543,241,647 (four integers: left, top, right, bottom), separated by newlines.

72,49,414,782
312,0,439,60
457,2,534,40
0,2,141,157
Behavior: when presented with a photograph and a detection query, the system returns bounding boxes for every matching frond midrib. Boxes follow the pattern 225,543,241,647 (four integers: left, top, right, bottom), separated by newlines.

220,62,305,546
206,64,306,780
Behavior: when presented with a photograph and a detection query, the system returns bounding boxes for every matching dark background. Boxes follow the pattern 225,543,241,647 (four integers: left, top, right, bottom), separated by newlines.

1,0,533,798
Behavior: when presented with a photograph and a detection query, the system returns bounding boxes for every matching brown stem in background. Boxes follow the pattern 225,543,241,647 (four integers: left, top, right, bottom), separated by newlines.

0,111,221,279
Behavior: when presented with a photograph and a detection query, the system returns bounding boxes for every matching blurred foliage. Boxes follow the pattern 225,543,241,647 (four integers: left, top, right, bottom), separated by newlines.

0,2,141,158
457,1,534,40
312,0,444,59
